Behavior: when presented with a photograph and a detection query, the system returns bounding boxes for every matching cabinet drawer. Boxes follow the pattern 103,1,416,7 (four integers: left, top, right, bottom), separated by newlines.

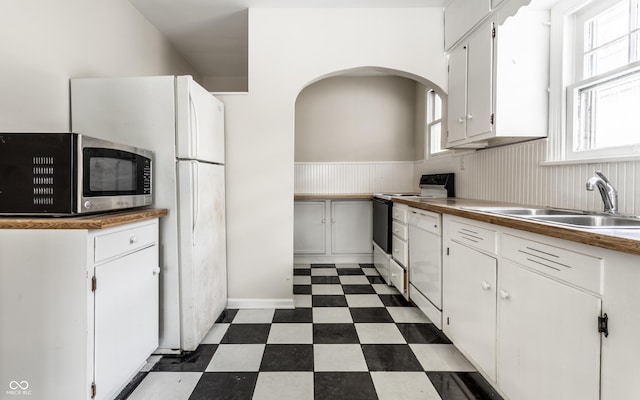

390,258,406,295
502,234,603,294
392,205,408,224
95,222,158,263
392,220,408,241
449,220,496,254
392,235,408,267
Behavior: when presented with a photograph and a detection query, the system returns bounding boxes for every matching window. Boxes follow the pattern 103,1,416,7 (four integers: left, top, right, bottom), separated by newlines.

426,90,447,157
562,0,640,160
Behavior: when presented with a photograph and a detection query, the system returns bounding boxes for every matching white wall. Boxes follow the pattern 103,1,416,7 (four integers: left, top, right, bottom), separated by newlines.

295,76,417,162
0,0,199,132
218,7,447,307
416,140,640,216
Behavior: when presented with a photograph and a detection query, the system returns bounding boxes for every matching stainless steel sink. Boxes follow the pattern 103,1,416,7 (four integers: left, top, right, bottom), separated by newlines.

528,215,640,229
465,207,640,229
469,207,587,216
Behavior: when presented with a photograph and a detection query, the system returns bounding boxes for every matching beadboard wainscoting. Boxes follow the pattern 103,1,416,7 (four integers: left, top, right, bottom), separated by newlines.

421,140,640,216
296,142,640,217
294,162,416,194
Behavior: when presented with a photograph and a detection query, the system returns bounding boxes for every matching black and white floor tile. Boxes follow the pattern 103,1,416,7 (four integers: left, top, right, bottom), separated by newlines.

119,263,503,400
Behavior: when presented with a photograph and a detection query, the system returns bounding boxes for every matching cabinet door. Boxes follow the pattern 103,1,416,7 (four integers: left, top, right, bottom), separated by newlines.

447,43,468,145
94,245,159,400
294,201,326,254
443,241,497,380
466,21,494,138
331,200,372,254
498,261,601,400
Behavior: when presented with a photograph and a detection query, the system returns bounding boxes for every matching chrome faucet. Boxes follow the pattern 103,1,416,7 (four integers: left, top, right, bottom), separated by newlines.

586,171,618,214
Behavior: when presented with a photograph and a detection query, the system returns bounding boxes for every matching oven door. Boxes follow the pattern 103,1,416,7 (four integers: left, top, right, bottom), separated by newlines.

372,197,392,254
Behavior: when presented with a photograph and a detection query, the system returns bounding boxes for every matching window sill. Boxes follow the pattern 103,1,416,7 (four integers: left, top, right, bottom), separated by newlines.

542,154,640,166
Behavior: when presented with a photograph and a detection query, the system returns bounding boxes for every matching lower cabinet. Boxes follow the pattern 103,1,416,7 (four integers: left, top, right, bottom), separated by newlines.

497,260,601,400
94,245,159,400
293,201,326,254
442,215,604,400
0,218,160,400
389,258,407,297
443,240,497,380
294,199,372,262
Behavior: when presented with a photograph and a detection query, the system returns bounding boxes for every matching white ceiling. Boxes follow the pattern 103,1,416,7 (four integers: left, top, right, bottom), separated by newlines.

129,0,446,80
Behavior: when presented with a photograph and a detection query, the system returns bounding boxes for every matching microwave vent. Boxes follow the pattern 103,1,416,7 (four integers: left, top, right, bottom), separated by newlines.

32,156,55,206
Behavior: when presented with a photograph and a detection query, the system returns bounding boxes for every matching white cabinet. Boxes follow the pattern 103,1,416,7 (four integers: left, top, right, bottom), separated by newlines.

447,21,494,147
443,217,497,380
446,7,549,149
389,258,406,296
294,199,372,263
294,201,326,254
498,260,601,400
0,218,160,400
331,200,373,254
94,245,159,400
443,240,497,381
444,0,491,50
391,203,409,267
498,233,602,400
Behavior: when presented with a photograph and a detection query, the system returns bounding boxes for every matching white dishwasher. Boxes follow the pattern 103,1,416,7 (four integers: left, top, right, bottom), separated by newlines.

408,207,443,329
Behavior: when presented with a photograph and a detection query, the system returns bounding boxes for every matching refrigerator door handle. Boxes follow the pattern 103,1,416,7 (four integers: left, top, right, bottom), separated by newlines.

189,90,200,159
192,162,199,246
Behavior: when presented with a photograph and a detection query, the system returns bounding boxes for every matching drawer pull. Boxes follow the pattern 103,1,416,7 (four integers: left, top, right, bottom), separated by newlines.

499,290,510,300
481,281,491,291
152,267,161,275
129,236,138,245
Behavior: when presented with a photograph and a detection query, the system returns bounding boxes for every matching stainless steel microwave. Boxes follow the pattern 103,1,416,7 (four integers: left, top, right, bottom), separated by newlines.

0,133,152,215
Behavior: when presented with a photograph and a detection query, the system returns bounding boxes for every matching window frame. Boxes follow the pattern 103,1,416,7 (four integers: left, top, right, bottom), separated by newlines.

425,89,449,159
547,0,640,163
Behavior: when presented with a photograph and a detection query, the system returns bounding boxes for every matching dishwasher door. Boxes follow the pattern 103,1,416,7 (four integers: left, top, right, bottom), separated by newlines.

408,209,442,309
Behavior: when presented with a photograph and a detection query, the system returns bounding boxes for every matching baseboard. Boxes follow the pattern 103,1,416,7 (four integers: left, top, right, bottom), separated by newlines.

227,298,295,309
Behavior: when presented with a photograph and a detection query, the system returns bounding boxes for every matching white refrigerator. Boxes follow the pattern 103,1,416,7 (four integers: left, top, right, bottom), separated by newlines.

71,75,227,353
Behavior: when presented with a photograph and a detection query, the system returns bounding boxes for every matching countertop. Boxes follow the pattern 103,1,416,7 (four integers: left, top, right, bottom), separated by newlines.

294,194,373,200
392,197,640,256
0,208,168,230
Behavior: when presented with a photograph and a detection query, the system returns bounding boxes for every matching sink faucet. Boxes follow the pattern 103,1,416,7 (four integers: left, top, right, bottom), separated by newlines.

586,171,618,214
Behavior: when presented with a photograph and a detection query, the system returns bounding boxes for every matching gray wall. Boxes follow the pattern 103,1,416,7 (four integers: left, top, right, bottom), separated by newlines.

295,76,417,162
0,0,199,132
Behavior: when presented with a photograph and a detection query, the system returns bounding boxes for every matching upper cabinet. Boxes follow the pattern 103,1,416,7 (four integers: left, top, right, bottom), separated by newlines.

445,4,550,149
444,0,491,50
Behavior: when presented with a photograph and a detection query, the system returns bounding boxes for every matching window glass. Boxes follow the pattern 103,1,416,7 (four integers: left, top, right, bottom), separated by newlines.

426,90,446,157
567,0,640,158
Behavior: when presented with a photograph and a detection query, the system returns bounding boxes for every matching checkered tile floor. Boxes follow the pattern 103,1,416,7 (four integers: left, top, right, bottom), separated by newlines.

118,263,502,400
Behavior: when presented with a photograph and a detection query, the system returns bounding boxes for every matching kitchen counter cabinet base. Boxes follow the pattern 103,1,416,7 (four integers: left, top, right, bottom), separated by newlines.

294,200,372,263
0,219,160,400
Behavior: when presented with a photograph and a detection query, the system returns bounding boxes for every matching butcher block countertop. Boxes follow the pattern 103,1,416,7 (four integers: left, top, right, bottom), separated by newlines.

0,208,168,230
295,194,373,200
393,197,640,257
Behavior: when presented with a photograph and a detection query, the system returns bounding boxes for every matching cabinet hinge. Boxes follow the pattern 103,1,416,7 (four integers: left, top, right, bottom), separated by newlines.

492,25,496,38
446,247,450,256
490,113,495,125
91,382,96,398
91,276,97,292
598,313,609,337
